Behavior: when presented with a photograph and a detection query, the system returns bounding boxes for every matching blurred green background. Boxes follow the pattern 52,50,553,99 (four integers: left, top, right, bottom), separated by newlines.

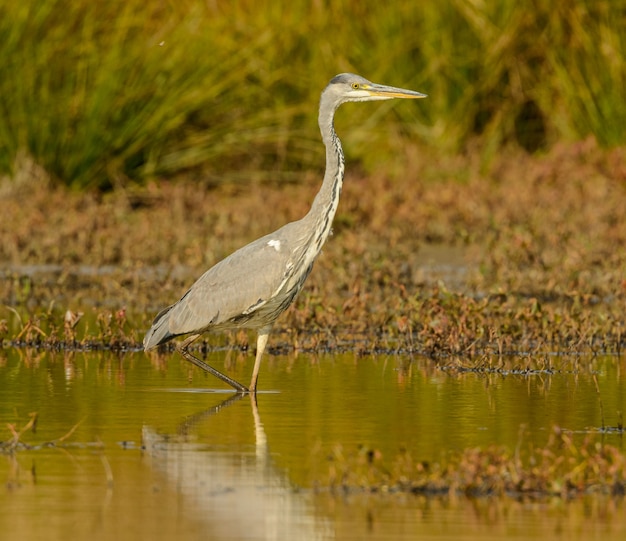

1,0,624,189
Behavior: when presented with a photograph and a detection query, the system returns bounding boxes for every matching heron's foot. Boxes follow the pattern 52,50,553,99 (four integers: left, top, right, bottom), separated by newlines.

178,346,249,393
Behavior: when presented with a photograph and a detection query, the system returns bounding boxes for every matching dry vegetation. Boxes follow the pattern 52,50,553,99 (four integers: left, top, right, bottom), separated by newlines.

1,139,624,364
324,426,626,498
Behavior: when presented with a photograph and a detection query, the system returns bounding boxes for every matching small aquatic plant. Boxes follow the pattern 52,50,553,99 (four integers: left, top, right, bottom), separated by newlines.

324,427,626,498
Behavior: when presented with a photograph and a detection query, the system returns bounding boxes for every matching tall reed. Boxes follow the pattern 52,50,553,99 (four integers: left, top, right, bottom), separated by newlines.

1,1,623,188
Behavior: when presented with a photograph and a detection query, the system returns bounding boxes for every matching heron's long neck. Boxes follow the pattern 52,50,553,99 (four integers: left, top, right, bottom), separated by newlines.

306,99,345,252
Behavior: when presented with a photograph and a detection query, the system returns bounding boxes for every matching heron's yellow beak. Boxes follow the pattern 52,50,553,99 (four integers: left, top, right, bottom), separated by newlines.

366,83,427,99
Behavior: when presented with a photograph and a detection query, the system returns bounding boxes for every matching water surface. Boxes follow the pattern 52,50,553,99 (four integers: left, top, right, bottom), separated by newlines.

1,349,624,540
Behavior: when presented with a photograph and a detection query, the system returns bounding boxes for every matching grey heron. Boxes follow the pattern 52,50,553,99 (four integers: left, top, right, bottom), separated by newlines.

143,73,426,393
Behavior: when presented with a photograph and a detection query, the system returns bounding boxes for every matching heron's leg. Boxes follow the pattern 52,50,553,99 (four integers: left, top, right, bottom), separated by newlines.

249,328,271,393
177,334,249,393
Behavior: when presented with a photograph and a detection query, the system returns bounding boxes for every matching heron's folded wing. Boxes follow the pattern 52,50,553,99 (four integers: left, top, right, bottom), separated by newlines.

164,233,298,335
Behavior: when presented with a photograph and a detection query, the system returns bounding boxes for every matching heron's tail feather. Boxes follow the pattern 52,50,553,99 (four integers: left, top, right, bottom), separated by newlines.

143,304,176,351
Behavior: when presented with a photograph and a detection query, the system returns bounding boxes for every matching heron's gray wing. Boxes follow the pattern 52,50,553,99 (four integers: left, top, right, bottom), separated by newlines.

164,228,302,336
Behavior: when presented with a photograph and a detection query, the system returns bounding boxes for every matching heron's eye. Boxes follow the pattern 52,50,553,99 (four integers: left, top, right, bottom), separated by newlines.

351,82,360,90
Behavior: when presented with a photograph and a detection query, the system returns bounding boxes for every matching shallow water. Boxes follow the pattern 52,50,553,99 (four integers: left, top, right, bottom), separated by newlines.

1,348,624,540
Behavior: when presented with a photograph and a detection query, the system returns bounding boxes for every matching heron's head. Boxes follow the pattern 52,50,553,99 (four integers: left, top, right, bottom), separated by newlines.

325,73,427,105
